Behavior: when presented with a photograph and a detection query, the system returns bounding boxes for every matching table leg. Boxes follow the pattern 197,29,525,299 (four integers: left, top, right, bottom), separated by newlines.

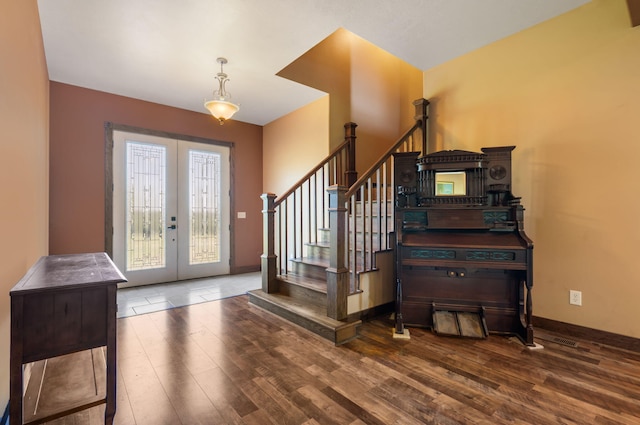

10,296,24,425
104,286,117,425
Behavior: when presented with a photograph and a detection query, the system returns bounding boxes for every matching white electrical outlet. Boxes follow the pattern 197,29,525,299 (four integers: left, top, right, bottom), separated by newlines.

569,290,582,306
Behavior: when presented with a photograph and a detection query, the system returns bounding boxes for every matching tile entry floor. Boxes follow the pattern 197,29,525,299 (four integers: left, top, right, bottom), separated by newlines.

116,272,261,318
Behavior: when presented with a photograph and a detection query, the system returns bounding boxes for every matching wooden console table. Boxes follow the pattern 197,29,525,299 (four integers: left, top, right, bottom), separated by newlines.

10,253,126,425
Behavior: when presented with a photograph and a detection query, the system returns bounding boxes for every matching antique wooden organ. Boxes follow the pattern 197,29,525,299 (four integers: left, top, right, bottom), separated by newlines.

394,146,534,345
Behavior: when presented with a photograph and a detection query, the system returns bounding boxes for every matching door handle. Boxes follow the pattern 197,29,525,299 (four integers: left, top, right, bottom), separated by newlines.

167,225,176,230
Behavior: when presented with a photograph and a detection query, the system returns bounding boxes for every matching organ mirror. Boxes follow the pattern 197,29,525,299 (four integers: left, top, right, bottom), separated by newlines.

435,171,466,196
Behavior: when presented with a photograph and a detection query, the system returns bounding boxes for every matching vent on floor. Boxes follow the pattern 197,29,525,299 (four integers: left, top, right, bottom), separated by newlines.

552,336,578,347
535,332,579,348
536,332,578,348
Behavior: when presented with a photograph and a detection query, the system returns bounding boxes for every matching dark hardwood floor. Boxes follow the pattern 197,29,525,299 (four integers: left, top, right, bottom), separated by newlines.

40,295,640,425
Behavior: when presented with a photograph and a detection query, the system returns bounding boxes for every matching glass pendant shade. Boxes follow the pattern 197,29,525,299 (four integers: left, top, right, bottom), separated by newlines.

204,98,239,124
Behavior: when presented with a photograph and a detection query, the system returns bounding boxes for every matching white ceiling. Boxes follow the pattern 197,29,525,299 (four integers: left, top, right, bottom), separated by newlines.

37,0,589,126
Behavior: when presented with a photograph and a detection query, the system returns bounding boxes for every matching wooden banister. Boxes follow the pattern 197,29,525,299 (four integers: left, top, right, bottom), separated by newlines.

276,122,357,207
261,98,429,321
262,123,358,301
345,122,420,199
344,99,429,287
346,99,428,198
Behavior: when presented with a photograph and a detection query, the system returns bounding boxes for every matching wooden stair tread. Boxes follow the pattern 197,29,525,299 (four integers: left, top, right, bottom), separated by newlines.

249,291,348,327
304,241,330,248
278,274,327,293
290,256,328,268
248,290,360,345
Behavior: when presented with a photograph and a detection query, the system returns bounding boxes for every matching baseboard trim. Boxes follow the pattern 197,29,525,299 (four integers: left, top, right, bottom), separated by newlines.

533,316,640,353
348,301,394,323
2,401,8,425
231,265,260,275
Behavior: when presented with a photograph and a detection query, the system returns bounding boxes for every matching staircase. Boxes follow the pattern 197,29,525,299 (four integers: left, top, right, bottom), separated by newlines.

248,99,429,345
248,227,362,344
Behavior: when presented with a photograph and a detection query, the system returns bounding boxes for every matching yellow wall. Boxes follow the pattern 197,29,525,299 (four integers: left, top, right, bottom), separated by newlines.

0,1,50,408
350,35,423,174
278,29,351,148
275,28,423,190
424,0,640,337
266,30,422,314
263,96,330,195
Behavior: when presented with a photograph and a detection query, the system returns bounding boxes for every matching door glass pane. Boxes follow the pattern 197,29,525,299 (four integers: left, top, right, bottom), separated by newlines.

126,142,166,271
189,149,221,265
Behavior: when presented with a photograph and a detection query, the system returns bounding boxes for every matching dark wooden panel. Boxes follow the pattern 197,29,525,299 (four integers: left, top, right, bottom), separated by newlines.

81,287,108,345
400,245,528,270
427,208,488,228
54,292,83,348
22,293,56,359
402,230,527,248
401,267,519,306
20,287,111,362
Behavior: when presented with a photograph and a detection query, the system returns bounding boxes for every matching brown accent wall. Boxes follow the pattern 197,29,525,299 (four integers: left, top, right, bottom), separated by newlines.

0,0,50,408
49,82,263,271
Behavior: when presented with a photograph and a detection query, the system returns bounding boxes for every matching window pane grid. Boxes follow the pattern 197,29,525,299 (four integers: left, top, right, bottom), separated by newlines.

126,142,166,271
189,150,221,265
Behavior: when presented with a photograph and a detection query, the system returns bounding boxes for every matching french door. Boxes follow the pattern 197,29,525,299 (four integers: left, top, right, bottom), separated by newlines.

113,130,230,287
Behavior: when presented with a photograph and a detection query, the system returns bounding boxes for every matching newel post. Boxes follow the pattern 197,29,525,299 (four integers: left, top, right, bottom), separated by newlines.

413,98,430,155
261,193,278,293
326,185,349,320
344,122,358,188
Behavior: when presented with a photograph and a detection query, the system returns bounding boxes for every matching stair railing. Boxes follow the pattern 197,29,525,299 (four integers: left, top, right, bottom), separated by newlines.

342,99,429,291
261,123,358,297
261,99,429,321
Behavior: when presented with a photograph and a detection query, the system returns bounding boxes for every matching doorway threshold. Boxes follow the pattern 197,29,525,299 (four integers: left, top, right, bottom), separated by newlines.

116,272,260,318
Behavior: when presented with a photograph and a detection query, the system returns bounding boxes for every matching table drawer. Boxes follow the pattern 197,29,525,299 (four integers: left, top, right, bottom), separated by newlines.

22,287,108,361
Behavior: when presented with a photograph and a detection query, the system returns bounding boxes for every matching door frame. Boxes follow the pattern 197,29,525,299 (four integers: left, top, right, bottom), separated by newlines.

104,122,236,275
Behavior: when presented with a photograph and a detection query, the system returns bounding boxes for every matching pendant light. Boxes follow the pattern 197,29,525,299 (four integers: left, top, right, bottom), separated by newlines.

204,57,239,124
